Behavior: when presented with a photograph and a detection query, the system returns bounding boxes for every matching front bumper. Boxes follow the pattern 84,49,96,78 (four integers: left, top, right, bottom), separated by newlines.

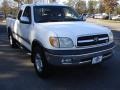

44,43,115,66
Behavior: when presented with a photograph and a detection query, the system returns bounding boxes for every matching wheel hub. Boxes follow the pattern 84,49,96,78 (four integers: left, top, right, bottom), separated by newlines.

35,53,43,72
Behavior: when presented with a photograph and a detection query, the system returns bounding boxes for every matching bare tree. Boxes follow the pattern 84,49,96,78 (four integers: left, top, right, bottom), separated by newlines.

1,0,10,18
88,0,97,14
103,0,118,19
75,0,87,14
25,0,33,3
67,0,77,8
99,0,105,13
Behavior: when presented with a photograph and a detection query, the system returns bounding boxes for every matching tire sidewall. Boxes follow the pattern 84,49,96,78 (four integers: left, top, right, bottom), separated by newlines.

33,46,48,77
8,33,17,48
9,35,13,46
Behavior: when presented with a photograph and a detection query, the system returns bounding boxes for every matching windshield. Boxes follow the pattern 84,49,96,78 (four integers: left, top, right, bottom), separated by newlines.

34,6,80,23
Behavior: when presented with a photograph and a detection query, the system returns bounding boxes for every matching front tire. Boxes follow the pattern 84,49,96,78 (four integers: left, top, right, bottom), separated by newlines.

32,46,48,78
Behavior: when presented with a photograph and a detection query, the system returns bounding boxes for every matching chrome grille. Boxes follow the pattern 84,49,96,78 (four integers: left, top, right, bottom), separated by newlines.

77,34,109,47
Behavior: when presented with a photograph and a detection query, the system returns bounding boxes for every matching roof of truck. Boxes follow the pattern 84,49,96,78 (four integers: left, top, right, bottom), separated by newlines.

20,3,68,10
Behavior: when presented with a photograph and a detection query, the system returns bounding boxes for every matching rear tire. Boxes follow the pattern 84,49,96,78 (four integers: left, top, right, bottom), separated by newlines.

8,33,17,48
32,45,48,78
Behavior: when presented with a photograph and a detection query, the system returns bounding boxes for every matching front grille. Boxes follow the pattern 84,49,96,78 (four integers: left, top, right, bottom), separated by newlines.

77,34,109,47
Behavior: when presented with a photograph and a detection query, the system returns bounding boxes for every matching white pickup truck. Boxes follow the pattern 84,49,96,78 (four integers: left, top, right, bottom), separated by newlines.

6,3,114,77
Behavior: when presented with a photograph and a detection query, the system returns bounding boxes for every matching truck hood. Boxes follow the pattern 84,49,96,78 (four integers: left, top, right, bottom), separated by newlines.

35,21,110,37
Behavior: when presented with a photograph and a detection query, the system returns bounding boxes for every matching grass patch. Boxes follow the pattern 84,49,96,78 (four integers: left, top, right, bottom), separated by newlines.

97,19,120,23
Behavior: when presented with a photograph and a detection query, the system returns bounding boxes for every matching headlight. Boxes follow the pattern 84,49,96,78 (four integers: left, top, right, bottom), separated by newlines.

49,37,74,48
59,37,74,48
108,31,114,43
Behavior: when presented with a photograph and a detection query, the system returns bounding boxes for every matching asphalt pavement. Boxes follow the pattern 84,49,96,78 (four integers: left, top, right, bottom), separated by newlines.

0,22,120,90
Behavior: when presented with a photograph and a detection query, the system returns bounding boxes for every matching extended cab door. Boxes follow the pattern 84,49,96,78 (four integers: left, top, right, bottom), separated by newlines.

19,6,32,49
13,10,22,41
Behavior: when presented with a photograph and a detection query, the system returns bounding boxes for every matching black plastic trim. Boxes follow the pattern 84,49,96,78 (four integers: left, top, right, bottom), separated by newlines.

45,42,115,55
12,31,30,44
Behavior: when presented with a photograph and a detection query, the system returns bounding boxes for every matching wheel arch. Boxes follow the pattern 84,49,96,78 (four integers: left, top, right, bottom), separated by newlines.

31,40,44,63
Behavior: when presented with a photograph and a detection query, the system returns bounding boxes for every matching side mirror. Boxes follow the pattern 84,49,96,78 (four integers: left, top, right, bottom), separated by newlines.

20,16,30,24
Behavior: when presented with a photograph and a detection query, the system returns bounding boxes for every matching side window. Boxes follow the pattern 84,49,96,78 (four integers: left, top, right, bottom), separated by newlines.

22,6,32,23
18,10,22,20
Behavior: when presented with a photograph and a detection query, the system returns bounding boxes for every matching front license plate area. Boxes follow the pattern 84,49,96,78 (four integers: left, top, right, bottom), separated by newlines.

92,56,103,64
